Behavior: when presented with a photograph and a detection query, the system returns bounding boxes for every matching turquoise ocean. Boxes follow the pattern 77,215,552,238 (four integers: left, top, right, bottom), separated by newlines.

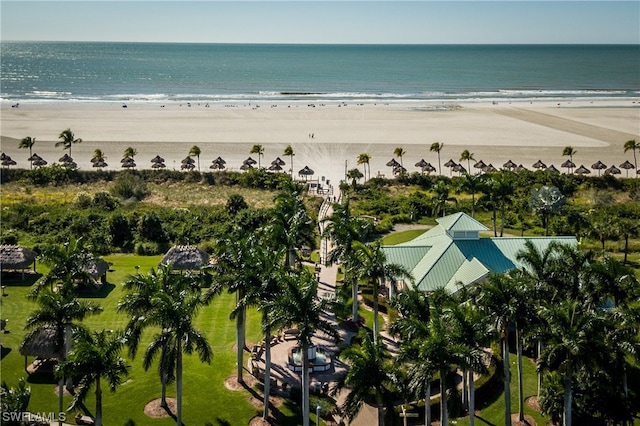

1,42,639,104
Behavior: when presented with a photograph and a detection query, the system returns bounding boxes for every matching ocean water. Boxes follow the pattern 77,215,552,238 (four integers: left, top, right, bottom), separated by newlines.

1,42,639,104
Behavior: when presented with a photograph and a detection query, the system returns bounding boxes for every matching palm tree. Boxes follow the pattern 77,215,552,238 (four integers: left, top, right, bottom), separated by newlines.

487,173,515,237
118,265,202,408
19,136,36,169
189,145,202,171
208,228,263,384
351,241,412,341
30,238,97,298
457,173,483,218
431,181,457,217
267,181,315,269
57,329,129,426
562,146,577,173
123,146,137,161
140,269,212,425
346,168,364,189
537,300,607,426
251,144,265,168
21,290,102,420
357,153,371,182
459,149,475,174
393,147,406,168
623,139,637,174
389,289,436,425
322,200,373,323
332,329,394,425
1,377,31,415
430,142,444,175
284,145,295,178
57,129,82,157
91,148,106,163
529,185,566,236
445,291,493,426
474,272,527,426
241,245,287,421
265,270,339,426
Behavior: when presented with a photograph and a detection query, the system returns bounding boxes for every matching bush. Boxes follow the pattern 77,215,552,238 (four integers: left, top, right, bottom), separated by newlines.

72,191,93,209
110,172,150,200
134,241,161,255
93,191,119,210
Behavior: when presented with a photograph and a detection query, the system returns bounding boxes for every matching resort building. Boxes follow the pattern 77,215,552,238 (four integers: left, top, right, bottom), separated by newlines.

382,212,577,293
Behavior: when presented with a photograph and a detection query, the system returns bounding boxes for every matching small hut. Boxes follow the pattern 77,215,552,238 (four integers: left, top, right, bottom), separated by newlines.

86,259,110,286
0,245,37,280
20,328,61,372
159,245,209,271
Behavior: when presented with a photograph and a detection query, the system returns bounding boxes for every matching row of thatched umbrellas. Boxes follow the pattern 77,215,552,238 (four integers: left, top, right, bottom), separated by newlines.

0,152,317,178
386,156,638,177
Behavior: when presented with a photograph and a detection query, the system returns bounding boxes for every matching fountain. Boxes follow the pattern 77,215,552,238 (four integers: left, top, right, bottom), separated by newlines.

287,344,332,373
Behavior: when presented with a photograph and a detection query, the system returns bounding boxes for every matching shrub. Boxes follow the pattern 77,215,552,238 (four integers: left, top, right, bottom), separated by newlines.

72,191,93,209
110,172,149,200
134,241,161,255
93,191,119,210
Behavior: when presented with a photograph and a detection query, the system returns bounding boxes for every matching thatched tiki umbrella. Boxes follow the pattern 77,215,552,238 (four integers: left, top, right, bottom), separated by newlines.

591,160,607,176
532,160,547,170
393,165,407,175
482,163,497,173
415,159,428,171
121,157,136,169
473,160,487,172
240,163,253,171
151,155,166,169
547,165,560,173
1,157,17,168
244,157,257,166
421,163,436,174
181,156,195,171
160,245,209,271
503,159,517,170
515,164,526,172
443,158,456,176
0,245,37,280
619,160,635,177
451,163,466,175
574,165,590,175
210,156,226,171
561,159,576,174
298,165,315,181
268,163,283,172
605,165,621,176
271,157,286,166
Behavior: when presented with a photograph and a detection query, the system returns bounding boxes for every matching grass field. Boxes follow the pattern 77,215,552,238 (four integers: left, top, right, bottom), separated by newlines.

0,255,309,425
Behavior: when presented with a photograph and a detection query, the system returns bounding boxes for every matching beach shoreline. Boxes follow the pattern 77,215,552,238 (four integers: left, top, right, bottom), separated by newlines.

2,99,639,186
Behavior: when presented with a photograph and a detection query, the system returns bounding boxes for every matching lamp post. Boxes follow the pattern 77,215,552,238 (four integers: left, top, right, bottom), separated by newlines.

316,401,321,426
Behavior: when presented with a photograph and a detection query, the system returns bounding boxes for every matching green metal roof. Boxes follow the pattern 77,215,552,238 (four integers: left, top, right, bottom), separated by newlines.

436,212,489,233
382,212,578,293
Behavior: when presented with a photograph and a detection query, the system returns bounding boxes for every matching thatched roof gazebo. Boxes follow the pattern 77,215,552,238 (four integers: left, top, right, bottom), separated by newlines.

159,245,209,271
86,259,110,285
20,328,61,372
0,245,37,280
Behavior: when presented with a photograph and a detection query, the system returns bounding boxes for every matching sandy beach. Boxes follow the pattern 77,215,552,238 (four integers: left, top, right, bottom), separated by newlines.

1,100,639,186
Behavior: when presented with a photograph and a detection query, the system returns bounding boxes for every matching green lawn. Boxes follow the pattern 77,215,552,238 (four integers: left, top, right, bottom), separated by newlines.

381,229,427,246
0,255,305,425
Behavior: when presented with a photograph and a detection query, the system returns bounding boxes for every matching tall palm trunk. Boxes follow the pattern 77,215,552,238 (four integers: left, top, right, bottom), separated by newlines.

537,340,543,398
468,369,475,426
500,203,506,237
58,378,64,426
425,379,432,426
462,368,468,409
470,192,475,218
263,326,272,420
95,377,102,426
302,342,310,426
440,368,448,426
161,339,170,407
502,327,512,426
350,275,359,324
563,363,572,426
236,305,246,383
177,339,183,426
516,327,524,422
373,278,382,343
65,323,73,390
